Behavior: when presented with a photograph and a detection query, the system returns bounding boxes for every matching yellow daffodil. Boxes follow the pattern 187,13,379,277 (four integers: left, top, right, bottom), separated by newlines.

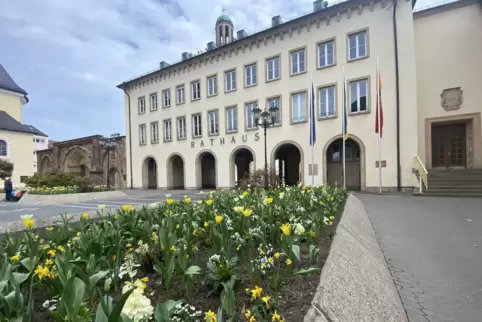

81,212,89,220
243,191,248,196
20,214,35,229
170,245,177,252
205,310,217,322
280,224,291,236
122,204,133,212
166,199,174,205
250,317,256,322
262,295,271,309
264,197,274,205
250,285,263,300
45,259,54,266
47,249,56,258
192,229,197,236
245,309,251,318
46,226,54,232
242,209,253,217
259,249,265,255
309,230,316,237
272,312,282,321
10,255,20,262
329,215,335,221
286,258,292,265
204,221,209,228
140,276,148,283
268,257,274,263
57,245,65,253
76,232,81,237
34,265,50,280
184,197,191,204
206,199,213,206
274,252,280,259
215,216,223,224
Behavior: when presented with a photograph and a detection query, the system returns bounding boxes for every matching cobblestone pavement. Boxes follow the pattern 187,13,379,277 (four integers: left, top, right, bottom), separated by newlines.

357,194,482,322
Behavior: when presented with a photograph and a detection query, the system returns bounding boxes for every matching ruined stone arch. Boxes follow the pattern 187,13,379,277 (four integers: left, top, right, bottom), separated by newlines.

39,155,54,175
62,145,92,176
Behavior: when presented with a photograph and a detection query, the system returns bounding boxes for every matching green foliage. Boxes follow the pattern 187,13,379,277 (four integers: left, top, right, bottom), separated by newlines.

0,160,13,180
236,168,280,189
24,173,110,194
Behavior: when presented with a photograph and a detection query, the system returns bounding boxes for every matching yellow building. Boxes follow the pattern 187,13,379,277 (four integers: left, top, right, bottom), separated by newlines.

0,64,47,186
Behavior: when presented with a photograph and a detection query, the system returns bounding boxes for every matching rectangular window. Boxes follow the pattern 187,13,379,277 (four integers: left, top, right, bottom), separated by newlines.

150,93,158,111
138,97,146,114
207,76,217,96
267,56,280,81
349,30,367,60
245,102,257,130
291,92,307,123
163,119,172,142
191,81,201,100
350,79,368,113
150,122,159,143
208,110,219,135
162,89,171,108
318,40,335,68
177,86,185,104
291,49,306,75
319,86,336,117
225,70,236,92
139,124,146,145
267,96,281,125
245,64,257,87
226,106,238,133
192,114,202,137
177,117,186,140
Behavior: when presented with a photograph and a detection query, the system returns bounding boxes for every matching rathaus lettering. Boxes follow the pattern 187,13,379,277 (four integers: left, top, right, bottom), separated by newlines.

191,132,260,148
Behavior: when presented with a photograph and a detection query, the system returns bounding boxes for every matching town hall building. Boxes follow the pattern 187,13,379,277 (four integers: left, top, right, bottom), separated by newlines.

118,0,481,192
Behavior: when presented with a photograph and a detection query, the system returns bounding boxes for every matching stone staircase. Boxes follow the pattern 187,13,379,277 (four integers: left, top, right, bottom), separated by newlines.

421,169,482,197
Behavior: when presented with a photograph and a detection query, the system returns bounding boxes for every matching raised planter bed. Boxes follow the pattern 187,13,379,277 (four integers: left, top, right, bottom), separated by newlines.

18,190,126,205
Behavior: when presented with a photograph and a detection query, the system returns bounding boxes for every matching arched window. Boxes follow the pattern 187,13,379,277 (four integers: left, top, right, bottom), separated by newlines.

0,140,7,157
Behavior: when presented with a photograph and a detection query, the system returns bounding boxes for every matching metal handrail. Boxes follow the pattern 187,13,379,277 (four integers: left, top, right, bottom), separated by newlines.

412,156,428,192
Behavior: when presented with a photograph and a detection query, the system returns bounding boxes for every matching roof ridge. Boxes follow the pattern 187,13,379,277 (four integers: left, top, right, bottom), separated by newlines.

0,64,28,95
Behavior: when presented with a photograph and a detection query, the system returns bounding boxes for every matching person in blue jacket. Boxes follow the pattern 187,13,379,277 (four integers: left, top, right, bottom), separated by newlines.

4,177,12,201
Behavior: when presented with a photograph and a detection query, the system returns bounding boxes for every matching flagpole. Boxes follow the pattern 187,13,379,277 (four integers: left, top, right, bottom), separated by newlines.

342,65,346,189
377,56,382,195
311,72,315,187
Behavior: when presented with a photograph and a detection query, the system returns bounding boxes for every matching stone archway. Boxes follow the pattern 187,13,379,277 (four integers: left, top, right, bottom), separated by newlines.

167,153,185,189
108,167,119,188
271,141,304,186
62,146,91,176
196,150,217,189
142,156,158,189
230,146,256,187
39,156,53,175
323,134,365,190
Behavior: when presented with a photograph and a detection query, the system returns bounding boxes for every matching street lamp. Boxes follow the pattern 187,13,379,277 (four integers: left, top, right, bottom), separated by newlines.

252,101,279,188
98,133,120,189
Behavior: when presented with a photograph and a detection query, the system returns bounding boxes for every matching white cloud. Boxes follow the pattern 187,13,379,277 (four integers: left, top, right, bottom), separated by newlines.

0,0,434,140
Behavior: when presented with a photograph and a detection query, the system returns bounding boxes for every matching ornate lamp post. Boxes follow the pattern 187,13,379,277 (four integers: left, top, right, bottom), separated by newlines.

98,133,120,189
252,101,279,188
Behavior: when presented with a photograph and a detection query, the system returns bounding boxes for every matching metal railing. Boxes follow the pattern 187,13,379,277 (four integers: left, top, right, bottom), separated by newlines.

412,156,428,192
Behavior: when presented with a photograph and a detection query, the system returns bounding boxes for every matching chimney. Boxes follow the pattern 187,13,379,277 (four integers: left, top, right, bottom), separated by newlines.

314,0,329,11
271,15,282,27
237,29,248,39
181,52,192,61
159,61,169,69
206,41,216,51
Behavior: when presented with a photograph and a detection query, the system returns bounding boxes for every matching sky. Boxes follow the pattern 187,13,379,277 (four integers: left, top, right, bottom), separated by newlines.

0,0,437,141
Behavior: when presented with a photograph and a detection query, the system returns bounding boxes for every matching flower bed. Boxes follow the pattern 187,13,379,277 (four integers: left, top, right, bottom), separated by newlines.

0,186,346,322
27,185,111,195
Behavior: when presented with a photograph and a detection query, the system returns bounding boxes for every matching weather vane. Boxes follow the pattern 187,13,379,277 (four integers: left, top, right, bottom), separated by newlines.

221,7,227,15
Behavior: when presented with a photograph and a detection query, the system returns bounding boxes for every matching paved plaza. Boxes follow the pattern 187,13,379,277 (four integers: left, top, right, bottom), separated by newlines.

358,193,482,322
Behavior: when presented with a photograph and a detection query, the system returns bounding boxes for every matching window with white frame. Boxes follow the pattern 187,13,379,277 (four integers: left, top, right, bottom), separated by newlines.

150,122,159,143
150,93,158,111
139,124,146,145
291,92,307,123
267,97,281,125
177,117,186,139
318,40,335,68
225,70,236,92
245,102,257,130
162,89,171,108
0,140,7,157
163,119,172,142
192,114,202,137
191,81,201,100
245,64,257,87
226,106,238,133
291,49,306,75
267,56,280,81
177,86,185,104
207,75,217,97
319,86,336,117
208,110,219,135
348,30,367,60
350,79,368,113
138,97,146,113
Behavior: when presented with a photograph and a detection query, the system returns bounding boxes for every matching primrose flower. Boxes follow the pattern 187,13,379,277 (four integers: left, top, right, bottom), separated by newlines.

274,252,280,259
122,204,133,212
215,216,223,224
20,214,35,229
286,258,292,265
280,224,291,236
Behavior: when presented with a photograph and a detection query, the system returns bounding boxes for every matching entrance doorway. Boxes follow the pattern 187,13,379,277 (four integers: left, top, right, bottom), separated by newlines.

326,139,361,190
197,151,216,189
431,123,466,169
231,148,255,186
167,154,185,189
142,157,157,189
273,143,302,185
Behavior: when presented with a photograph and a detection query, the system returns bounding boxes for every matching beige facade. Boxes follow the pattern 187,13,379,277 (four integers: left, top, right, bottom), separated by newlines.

0,128,35,185
415,0,482,170
0,90,24,123
119,0,480,191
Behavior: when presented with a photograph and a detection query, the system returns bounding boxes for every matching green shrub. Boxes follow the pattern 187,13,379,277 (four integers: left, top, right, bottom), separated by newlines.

24,173,93,189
